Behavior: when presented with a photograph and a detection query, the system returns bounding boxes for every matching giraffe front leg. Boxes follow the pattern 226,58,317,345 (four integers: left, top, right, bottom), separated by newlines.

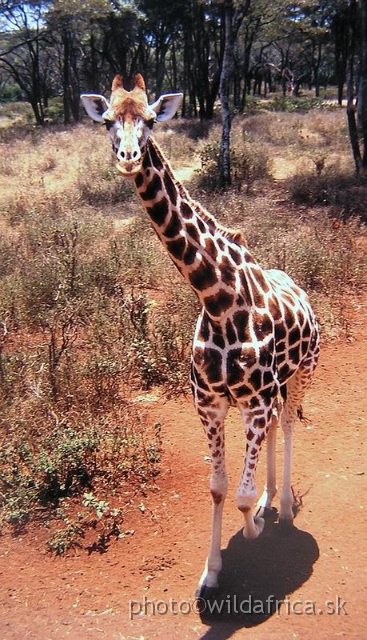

197,486,227,599
195,398,229,600
237,493,265,539
237,403,273,539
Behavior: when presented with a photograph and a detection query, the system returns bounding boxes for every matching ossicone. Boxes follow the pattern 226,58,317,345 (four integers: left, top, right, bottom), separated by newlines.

112,74,124,91
134,74,146,91
111,73,146,93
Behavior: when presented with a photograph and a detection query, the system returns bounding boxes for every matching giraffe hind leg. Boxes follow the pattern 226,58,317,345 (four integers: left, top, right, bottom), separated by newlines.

279,406,295,524
256,401,280,514
279,367,314,524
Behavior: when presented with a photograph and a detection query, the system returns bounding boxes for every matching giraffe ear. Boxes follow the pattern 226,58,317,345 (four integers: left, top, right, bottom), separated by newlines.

81,94,110,122
150,93,183,121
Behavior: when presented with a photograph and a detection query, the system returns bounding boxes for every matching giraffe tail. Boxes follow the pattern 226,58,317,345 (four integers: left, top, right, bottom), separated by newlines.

280,384,309,423
297,405,311,423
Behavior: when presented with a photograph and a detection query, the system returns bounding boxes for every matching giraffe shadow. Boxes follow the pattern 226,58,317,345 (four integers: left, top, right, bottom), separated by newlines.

198,510,319,639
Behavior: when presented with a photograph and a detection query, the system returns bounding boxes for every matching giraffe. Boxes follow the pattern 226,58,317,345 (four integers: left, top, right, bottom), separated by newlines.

81,75,320,600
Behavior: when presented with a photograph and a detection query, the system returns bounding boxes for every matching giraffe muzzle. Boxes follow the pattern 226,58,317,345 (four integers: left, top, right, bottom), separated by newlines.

116,160,142,177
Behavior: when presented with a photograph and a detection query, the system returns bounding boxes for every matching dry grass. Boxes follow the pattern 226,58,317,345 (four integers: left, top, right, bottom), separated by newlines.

241,108,351,175
0,102,366,547
0,106,365,337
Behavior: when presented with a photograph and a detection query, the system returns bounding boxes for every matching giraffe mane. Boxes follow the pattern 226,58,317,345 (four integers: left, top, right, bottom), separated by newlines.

148,137,247,248
196,205,247,247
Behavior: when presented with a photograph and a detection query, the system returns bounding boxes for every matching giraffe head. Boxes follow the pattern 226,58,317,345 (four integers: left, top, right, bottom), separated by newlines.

81,74,183,177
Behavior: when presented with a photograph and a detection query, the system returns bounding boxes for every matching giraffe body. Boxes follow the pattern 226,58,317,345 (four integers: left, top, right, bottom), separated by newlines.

81,76,320,598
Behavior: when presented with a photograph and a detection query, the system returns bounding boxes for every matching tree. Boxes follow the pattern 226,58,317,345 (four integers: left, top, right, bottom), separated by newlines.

0,3,51,124
90,4,148,90
136,0,188,96
182,1,224,120
0,0,360,135
219,0,250,188
345,0,363,172
46,0,112,123
358,0,367,168
332,0,351,105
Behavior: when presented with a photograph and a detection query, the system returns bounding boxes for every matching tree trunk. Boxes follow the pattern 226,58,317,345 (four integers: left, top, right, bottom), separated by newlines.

219,1,234,189
219,0,249,187
346,0,362,173
334,8,349,106
62,27,72,125
358,0,367,169
171,40,178,89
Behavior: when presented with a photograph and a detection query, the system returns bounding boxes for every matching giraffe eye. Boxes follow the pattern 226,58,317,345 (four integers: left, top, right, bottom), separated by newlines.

146,119,155,130
104,119,114,131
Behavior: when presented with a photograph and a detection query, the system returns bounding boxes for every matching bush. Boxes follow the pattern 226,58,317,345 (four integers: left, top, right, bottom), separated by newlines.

45,97,64,123
0,84,23,102
0,404,161,541
196,133,271,192
286,165,367,221
268,96,330,112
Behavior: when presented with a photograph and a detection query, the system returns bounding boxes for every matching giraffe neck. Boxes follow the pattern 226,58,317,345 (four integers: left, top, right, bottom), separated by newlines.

134,137,266,321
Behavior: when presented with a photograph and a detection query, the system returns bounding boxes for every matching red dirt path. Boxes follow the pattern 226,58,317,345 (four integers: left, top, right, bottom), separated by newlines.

1,299,366,640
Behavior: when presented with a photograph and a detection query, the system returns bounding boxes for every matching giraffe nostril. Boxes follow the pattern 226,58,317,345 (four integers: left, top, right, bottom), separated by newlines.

119,149,139,162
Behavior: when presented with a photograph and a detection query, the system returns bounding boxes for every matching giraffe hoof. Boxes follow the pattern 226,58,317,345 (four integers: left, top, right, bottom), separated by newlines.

255,506,277,521
195,584,219,605
243,515,265,539
278,517,294,531
264,506,278,521
255,515,265,535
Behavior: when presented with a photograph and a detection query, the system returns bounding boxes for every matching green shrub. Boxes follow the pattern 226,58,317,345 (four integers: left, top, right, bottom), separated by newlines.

268,96,329,112
46,521,85,555
0,405,161,538
0,84,23,102
45,97,64,123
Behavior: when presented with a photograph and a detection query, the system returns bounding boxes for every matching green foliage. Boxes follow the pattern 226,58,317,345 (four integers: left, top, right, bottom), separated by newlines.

0,84,23,102
33,425,99,501
0,419,99,530
0,406,162,539
46,521,85,556
267,96,330,113
46,492,124,556
45,98,65,123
